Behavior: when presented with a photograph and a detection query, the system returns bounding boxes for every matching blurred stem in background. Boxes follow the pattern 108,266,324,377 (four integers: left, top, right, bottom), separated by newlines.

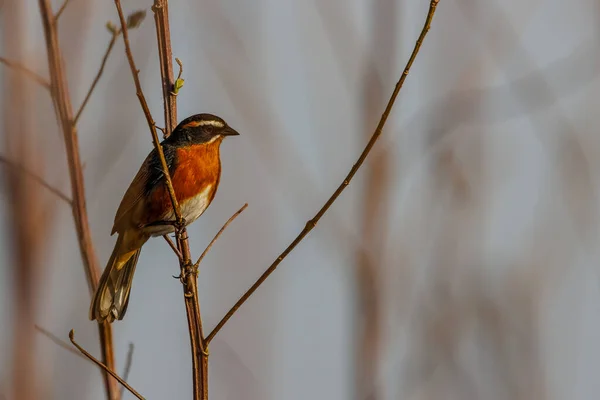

36,0,121,397
2,1,47,399
354,0,397,397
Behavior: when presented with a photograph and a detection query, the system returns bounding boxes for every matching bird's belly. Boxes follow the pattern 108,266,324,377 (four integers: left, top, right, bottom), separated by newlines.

145,184,214,237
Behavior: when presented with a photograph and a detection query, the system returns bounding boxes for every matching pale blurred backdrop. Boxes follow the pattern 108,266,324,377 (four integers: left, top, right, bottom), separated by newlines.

2,0,600,399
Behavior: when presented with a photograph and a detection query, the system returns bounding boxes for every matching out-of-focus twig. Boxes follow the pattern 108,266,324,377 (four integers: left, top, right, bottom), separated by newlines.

54,0,71,20
3,5,50,399
0,155,71,204
120,343,135,398
69,331,144,400
354,1,398,397
194,204,248,268
206,0,442,344
35,325,87,361
37,1,120,398
0,56,50,89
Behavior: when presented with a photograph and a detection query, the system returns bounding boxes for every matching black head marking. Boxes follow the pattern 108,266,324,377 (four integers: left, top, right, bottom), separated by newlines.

167,113,239,145
145,114,239,195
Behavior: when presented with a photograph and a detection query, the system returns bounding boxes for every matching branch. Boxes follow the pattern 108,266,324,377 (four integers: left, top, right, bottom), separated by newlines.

120,343,135,398
152,0,177,134
194,204,248,268
163,234,183,261
37,1,120,398
74,12,146,125
113,2,208,398
205,0,442,345
0,56,50,89
69,330,144,400
74,31,120,124
0,155,71,204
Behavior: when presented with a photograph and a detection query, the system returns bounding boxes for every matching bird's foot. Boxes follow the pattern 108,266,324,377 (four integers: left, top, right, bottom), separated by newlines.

176,259,198,285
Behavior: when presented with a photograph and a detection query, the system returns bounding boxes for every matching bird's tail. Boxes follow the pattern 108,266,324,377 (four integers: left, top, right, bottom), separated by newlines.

89,234,142,322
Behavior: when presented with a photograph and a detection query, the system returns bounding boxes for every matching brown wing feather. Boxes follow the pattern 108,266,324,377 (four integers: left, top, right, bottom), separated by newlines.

111,161,150,235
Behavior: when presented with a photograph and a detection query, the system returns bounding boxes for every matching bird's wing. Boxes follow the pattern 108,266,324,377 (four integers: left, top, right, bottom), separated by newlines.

111,146,178,235
111,159,150,235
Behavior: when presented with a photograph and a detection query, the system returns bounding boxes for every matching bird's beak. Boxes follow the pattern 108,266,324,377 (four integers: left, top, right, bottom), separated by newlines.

222,126,240,136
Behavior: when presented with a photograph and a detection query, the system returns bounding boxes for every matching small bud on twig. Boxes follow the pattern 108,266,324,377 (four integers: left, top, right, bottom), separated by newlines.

106,21,118,34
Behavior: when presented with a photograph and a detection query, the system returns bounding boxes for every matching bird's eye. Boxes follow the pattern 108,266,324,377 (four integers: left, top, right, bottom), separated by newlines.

204,126,214,134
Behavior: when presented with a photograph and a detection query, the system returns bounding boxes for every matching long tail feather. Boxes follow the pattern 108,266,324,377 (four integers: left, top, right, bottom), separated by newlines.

89,235,142,322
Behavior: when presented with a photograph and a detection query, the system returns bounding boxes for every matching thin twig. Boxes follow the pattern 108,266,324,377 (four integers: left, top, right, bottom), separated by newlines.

194,204,248,268
205,0,442,345
37,1,120,398
0,56,50,89
113,0,182,224
0,155,71,204
163,234,183,260
74,31,120,124
120,343,135,398
35,325,87,361
54,0,71,20
69,330,144,400
170,57,184,95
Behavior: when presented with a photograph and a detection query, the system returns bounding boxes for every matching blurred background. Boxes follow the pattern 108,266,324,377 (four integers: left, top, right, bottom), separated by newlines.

2,0,600,399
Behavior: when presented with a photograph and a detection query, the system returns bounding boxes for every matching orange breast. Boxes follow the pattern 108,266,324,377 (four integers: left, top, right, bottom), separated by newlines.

147,140,222,222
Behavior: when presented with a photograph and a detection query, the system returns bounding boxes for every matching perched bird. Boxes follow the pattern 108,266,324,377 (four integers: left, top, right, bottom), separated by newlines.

90,113,239,323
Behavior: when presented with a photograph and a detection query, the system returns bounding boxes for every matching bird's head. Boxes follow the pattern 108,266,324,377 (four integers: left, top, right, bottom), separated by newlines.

169,113,240,145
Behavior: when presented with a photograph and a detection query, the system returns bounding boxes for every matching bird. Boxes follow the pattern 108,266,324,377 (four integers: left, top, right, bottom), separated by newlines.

89,113,240,323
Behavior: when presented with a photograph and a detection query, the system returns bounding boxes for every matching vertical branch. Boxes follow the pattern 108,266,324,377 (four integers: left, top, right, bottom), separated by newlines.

36,1,120,399
115,0,208,398
178,236,209,400
152,0,207,397
153,0,177,134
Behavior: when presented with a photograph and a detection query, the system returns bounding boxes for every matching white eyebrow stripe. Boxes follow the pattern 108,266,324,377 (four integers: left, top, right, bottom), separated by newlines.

196,120,224,128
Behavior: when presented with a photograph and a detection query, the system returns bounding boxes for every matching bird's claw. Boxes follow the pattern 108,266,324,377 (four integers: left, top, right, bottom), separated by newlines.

177,260,198,284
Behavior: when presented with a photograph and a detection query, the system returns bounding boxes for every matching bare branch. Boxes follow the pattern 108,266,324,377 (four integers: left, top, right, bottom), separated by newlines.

205,0,442,345
0,155,71,204
74,32,120,124
152,0,177,134
163,234,183,261
69,330,145,400
194,204,248,268
0,56,50,89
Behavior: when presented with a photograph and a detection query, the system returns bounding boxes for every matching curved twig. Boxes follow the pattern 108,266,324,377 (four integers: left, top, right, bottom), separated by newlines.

194,204,248,268
206,0,442,345
0,56,51,89
69,330,144,400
